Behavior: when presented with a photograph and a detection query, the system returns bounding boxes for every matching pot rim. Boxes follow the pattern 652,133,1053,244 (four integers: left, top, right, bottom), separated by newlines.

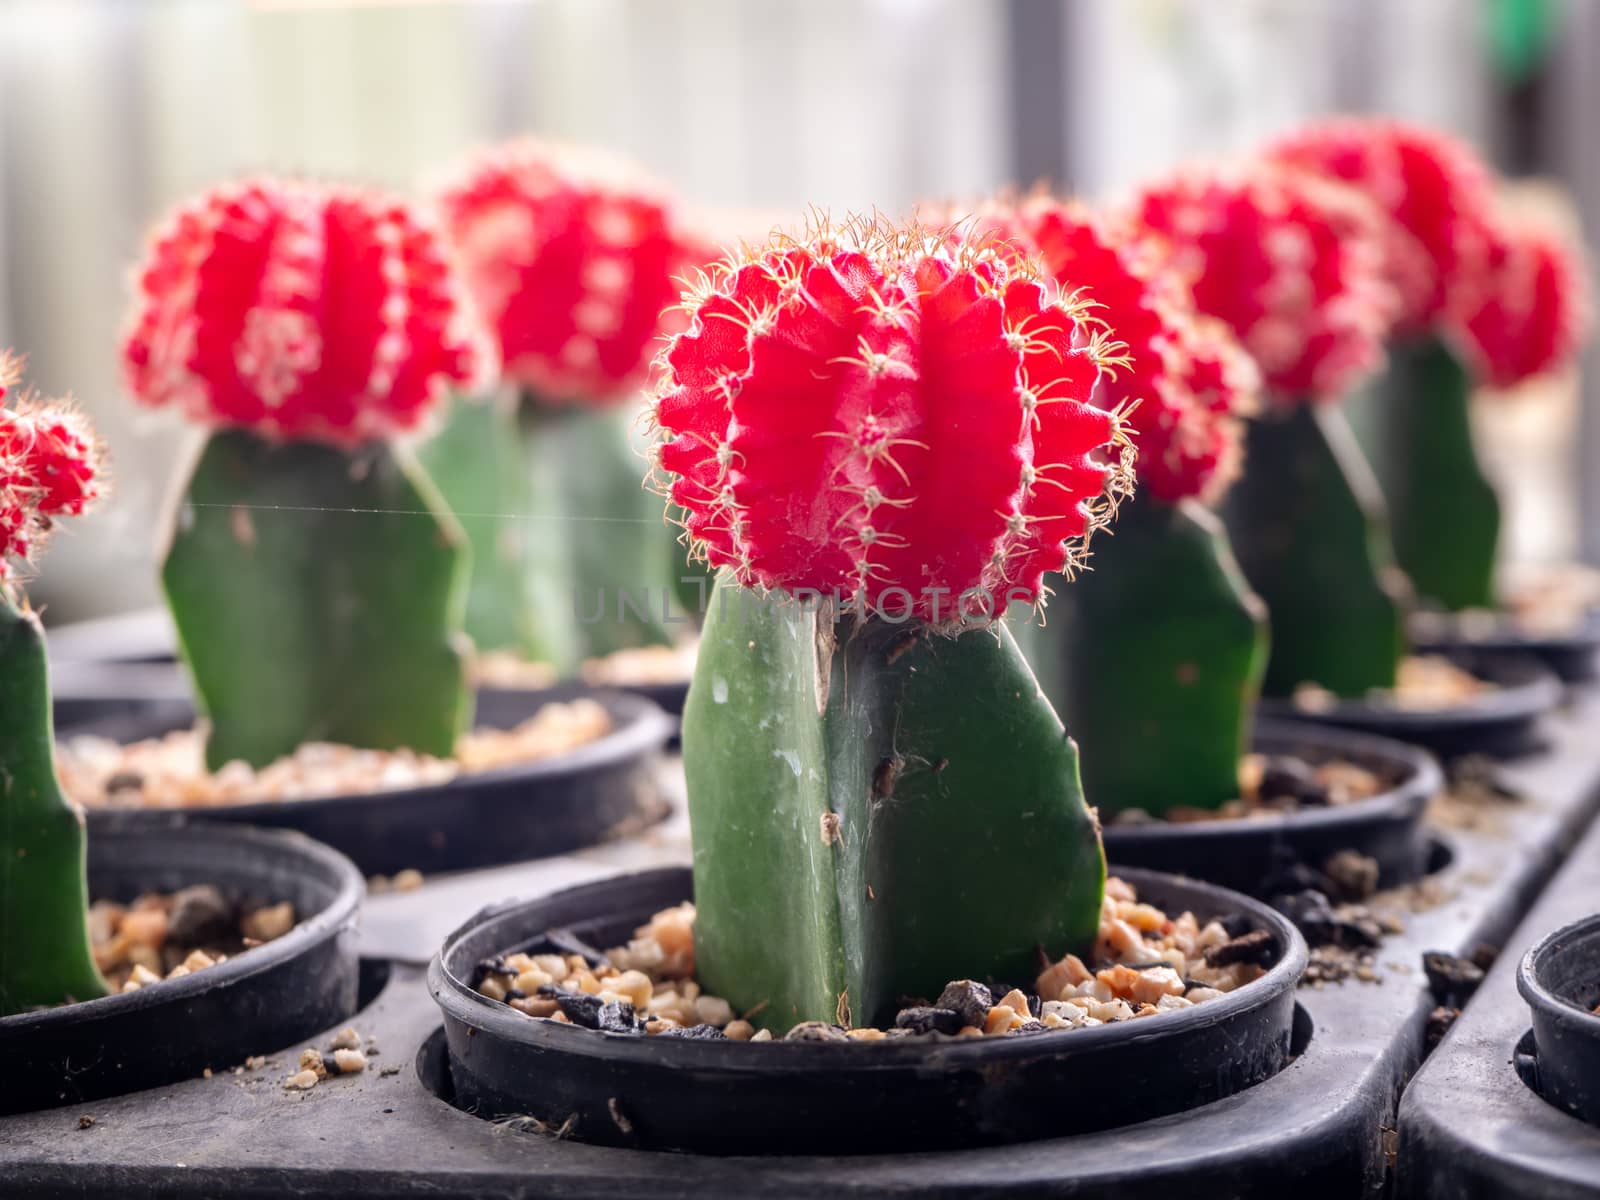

1102,718,1442,840
1518,912,1600,1032
77,686,673,821
1257,655,1561,731
428,864,1310,1072
0,821,362,1034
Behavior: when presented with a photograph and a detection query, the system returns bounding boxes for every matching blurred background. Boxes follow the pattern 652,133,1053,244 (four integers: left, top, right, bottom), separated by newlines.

1,0,1596,620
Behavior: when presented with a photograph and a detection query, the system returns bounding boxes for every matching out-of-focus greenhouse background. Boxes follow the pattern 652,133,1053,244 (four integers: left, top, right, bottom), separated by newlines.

1,0,1596,618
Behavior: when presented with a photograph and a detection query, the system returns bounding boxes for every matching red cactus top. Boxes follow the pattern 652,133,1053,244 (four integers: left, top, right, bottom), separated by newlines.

1266,118,1496,335
437,140,711,406
958,197,1258,504
1133,165,1395,404
122,179,488,448
1450,211,1591,390
1,354,102,578
650,214,1133,628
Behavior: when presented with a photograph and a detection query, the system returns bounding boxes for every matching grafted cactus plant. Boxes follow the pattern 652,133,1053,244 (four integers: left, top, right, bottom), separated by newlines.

431,141,713,666
122,179,490,770
1136,164,1404,699
1272,117,1591,611
0,354,109,1014
650,214,1134,1029
959,197,1266,815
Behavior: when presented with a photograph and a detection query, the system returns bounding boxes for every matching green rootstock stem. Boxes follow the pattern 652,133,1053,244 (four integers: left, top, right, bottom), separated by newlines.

1028,496,1268,816
1375,337,1501,612
520,400,690,657
1222,404,1410,698
0,591,108,1015
162,430,471,772
419,393,581,672
683,577,1105,1032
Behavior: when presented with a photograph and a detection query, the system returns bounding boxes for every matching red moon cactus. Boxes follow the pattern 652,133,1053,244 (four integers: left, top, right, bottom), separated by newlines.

958,197,1258,504
1265,118,1495,335
1450,212,1591,390
650,214,1134,627
122,179,488,447
1134,165,1395,403
437,140,708,405
0,354,102,576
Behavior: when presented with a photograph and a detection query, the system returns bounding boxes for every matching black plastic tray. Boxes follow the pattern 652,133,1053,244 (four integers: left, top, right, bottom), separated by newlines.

74,686,675,876
1396,810,1600,1199
4,691,1600,1196
1101,720,1441,895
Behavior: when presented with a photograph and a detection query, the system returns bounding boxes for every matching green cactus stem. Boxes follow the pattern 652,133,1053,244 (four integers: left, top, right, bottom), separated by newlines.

1027,495,1268,816
1374,337,1501,612
520,401,687,658
1222,404,1410,698
0,592,108,1015
683,577,1105,1032
162,429,471,772
419,392,581,672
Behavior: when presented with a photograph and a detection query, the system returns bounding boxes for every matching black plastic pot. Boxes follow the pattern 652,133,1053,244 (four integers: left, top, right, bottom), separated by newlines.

429,864,1307,1156
1518,913,1600,1126
75,685,675,876
1102,720,1441,895
0,822,361,1115
1412,608,1600,684
1257,655,1560,759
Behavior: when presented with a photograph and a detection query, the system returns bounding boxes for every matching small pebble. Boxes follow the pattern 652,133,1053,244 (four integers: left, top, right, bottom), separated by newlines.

283,1069,319,1091
328,1027,361,1051
934,980,993,1029
332,1049,367,1075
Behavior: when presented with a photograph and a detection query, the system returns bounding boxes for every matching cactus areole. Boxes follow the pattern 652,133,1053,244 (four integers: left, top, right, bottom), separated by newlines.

1,355,109,1015
651,215,1132,1028
122,179,489,770
956,197,1267,814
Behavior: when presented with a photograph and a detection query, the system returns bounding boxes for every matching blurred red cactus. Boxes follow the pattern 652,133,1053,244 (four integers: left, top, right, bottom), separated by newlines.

1133,165,1395,403
1451,211,1592,390
122,179,488,447
955,196,1258,504
437,140,711,405
1266,118,1495,334
650,214,1133,627
1,353,102,577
